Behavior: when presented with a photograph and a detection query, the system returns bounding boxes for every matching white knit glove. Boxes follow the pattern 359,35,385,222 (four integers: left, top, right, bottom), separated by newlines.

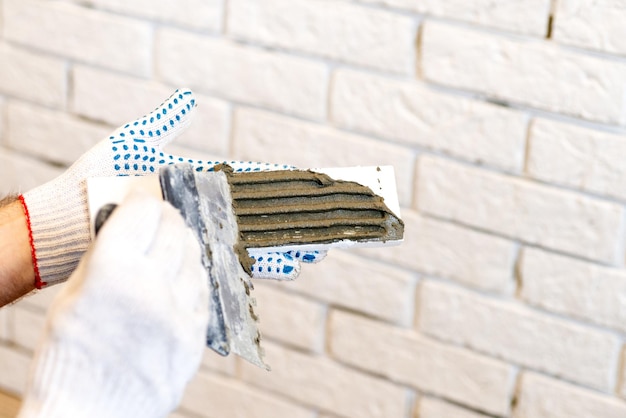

20,88,325,288
18,192,209,418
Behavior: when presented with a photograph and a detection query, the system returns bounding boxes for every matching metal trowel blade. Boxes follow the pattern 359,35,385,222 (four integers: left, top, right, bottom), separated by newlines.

160,164,267,369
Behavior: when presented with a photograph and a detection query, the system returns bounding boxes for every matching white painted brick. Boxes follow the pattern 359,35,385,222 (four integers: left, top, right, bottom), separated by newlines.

168,412,191,418
73,67,231,156
0,345,31,395
182,372,315,418
329,310,515,416
228,0,416,75
527,118,626,201
0,308,9,342
233,108,415,207
419,397,491,418
331,69,528,172
419,281,621,391
17,286,62,313
356,0,550,36
0,45,66,108
201,347,236,376
0,97,5,141
91,0,223,31
358,209,517,293
0,150,64,195
514,372,626,418
422,22,626,125
240,341,408,418
157,29,328,121
253,283,325,352
12,306,45,352
7,101,110,165
520,247,626,334
417,156,625,265
282,250,416,325
4,0,152,77
553,0,626,55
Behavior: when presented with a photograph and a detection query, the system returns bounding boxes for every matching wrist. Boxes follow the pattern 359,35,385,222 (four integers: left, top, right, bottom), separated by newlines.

0,197,36,306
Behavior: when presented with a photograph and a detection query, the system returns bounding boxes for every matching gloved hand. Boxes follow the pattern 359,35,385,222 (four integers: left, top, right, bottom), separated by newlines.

20,88,325,288
18,192,209,418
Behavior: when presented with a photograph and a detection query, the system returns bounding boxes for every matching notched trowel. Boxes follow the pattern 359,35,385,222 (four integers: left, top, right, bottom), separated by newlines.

88,164,405,370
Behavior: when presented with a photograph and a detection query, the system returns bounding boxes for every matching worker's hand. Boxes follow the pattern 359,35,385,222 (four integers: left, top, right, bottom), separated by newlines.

18,192,209,418
21,88,325,288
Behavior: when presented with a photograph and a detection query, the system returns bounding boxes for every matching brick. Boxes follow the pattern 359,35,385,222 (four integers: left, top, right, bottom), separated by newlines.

331,69,528,173
514,372,626,418
0,345,31,395
0,308,9,342
240,341,408,418
520,247,626,334
527,118,626,201
90,0,223,31
0,97,5,141
253,283,325,352
228,0,416,75
0,45,66,108
553,0,626,55
356,0,550,36
7,101,110,165
358,210,516,293
419,281,621,391
422,22,626,125
182,372,315,418
417,156,625,265
201,347,236,377
73,67,231,156
157,29,328,121
12,306,45,352
168,412,191,418
330,310,514,416
17,286,62,313
4,0,152,77
282,250,416,326
233,108,415,207
419,397,492,418
0,150,64,195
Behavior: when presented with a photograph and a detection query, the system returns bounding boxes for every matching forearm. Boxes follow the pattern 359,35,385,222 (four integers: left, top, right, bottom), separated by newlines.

0,195,36,306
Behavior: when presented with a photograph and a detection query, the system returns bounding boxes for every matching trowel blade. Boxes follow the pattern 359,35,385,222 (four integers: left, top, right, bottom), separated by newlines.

160,164,267,369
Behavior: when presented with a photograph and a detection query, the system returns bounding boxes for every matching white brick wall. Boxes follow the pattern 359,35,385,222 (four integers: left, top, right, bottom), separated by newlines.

422,21,626,124
329,310,515,416
514,372,626,418
355,0,551,36
4,0,153,77
0,45,67,108
240,342,409,418
417,156,625,265
553,0,626,55
228,0,417,75
156,29,328,121
520,248,626,333
3,1,626,417
419,281,621,392
331,69,528,172
527,118,626,200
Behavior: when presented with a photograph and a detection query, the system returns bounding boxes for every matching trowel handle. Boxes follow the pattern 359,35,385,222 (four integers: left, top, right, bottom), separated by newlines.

94,203,118,236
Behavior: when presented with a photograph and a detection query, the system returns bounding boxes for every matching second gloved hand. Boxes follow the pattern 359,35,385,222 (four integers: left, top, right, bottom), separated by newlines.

18,192,209,418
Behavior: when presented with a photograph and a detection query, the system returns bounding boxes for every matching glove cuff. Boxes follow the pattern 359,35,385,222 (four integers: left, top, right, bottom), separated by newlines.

21,177,91,288
18,342,164,418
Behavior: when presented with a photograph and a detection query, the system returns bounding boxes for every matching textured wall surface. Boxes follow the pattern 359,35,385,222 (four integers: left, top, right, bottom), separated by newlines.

1,1,626,417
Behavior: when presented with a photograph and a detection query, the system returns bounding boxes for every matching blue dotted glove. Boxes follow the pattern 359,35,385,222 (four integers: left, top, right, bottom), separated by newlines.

22,89,326,287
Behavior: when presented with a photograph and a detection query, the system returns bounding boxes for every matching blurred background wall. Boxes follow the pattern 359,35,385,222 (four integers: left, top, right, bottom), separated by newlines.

2,0,626,417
